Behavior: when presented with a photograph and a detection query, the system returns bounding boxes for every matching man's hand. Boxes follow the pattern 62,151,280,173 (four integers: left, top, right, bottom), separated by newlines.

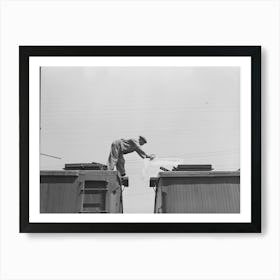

148,154,156,160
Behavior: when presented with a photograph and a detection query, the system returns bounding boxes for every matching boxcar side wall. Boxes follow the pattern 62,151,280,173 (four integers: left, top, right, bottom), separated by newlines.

40,175,81,213
155,175,240,213
40,171,124,213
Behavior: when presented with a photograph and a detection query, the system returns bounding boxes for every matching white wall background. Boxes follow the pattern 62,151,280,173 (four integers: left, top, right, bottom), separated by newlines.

0,0,279,279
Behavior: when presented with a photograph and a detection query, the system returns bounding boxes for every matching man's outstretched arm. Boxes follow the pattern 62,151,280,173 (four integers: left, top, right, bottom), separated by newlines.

134,144,155,160
135,145,149,159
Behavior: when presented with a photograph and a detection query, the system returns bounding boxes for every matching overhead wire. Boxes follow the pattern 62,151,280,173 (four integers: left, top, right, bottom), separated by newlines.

40,153,62,160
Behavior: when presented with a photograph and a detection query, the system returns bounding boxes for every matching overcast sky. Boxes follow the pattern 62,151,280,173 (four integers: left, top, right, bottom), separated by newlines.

40,66,240,213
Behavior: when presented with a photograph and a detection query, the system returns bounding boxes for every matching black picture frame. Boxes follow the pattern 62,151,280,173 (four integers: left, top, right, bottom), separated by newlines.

20,46,261,233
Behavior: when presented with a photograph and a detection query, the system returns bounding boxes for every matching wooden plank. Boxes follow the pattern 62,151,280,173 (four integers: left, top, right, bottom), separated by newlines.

173,164,213,171
64,162,107,170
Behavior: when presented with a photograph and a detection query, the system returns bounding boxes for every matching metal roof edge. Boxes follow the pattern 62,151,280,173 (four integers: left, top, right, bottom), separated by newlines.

40,170,120,176
157,171,240,178
40,170,80,176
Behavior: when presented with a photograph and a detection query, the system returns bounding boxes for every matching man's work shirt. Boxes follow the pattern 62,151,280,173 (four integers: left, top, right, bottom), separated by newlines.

120,139,147,158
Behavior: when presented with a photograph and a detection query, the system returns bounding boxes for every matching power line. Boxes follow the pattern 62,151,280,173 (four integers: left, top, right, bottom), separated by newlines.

40,153,62,160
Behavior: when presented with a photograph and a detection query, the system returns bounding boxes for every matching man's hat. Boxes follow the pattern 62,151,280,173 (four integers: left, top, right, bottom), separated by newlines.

139,136,147,143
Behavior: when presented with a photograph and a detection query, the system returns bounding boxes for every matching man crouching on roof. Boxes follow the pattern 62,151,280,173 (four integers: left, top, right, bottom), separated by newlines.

107,136,155,177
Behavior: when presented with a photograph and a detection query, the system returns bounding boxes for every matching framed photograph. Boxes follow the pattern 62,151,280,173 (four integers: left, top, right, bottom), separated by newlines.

20,46,261,233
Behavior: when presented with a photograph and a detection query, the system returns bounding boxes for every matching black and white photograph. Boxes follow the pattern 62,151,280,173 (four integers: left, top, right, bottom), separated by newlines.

40,66,241,214
20,46,261,232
